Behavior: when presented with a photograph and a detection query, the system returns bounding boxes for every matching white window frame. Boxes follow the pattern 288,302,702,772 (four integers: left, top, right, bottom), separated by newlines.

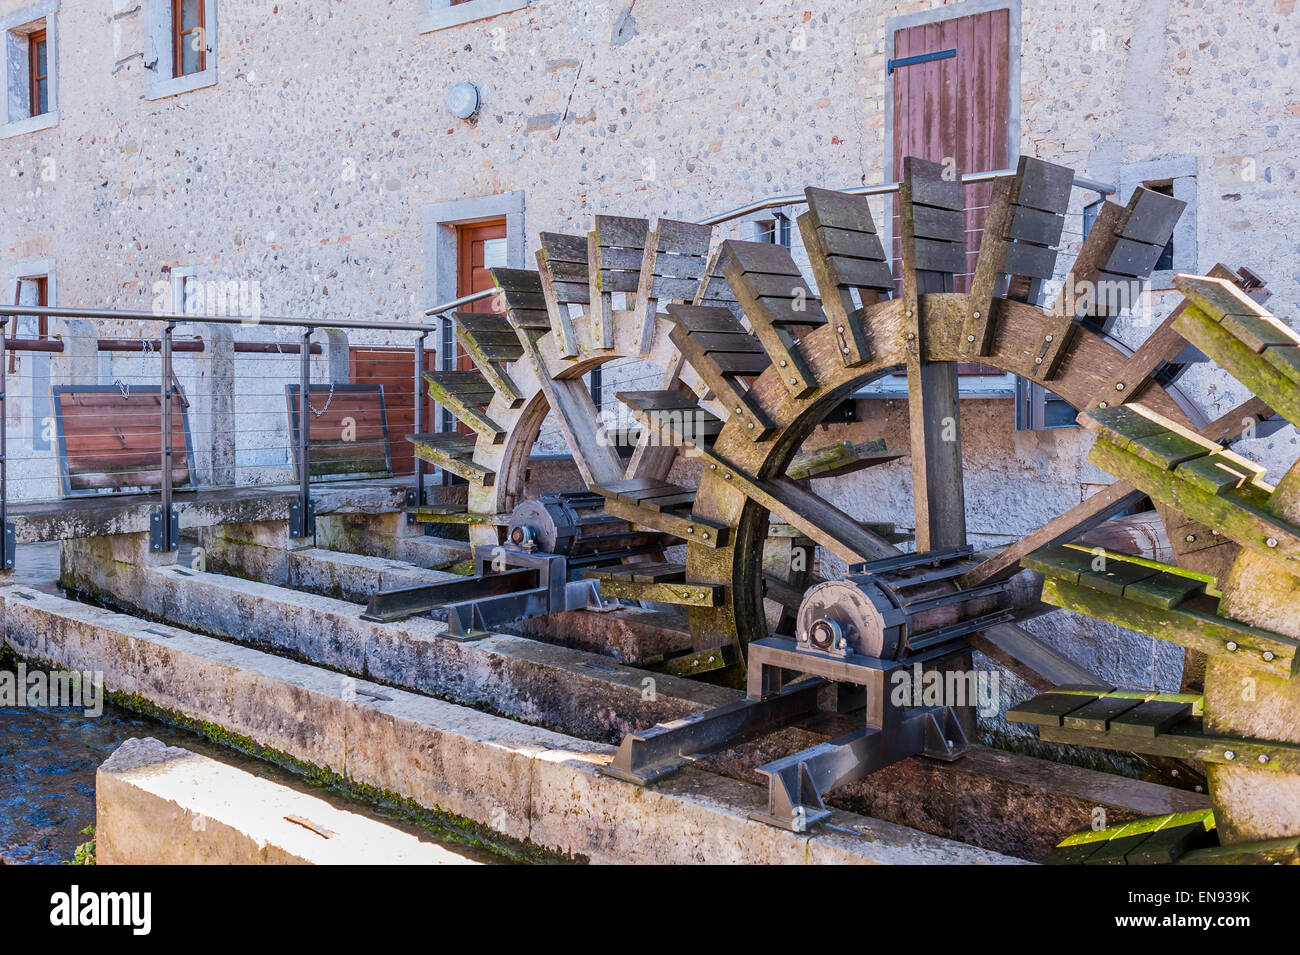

145,0,218,101
7,259,56,450
0,0,59,139
171,265,199,314
1117,155,1197,290
419,0,530,35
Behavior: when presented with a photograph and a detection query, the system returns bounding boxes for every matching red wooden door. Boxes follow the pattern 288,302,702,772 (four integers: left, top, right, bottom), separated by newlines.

455,220,508,372
891,9,1011,293
446,220,507,435
349,346,437,475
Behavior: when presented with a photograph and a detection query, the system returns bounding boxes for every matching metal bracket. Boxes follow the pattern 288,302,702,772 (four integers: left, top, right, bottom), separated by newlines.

149,507,179,553
405,487,419,526
887,48,956,74
2,522,13,571
600,678,825,785
288,499,315,539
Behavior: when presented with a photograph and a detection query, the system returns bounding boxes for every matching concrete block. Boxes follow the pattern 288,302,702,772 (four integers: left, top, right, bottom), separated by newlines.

96,737,479,864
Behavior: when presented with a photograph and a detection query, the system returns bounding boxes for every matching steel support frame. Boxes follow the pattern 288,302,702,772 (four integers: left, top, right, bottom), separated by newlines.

601,677,826,785
361,546,580,638
745,636,973,831
604,633,977,831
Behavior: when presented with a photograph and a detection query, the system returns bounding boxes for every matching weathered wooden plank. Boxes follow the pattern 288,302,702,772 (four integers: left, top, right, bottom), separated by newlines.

722,240,803,276
802,186,878,233
1175,303,1300,427
665,307,775,440
595,577,724,607
1106,699,1194,738
913,237,968,274
723,239,820,397
707,351,770,376
601,496,730,548
407,433,494,485
899,156,967,552
1006,691,1101,727
1122,187,1187,246
1002,241,1058,279
1106,236,1167,278
1042,576,1299,678
966,396,1273,588
1178,835,1300,865
668,305,748,334
1062,694,1151,732
1085,424,1300,573
796,206,874,368
423,372,505,442
784,438,900,481
539,232,588,262
1007,205,1066,246
688,331,766,353
912,203,965,241
828,255,893,289
1016,156,1074,212
593,215,650,249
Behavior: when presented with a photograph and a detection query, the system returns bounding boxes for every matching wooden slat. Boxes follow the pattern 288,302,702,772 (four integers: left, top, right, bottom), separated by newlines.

899,156,967,552
722,239,821,397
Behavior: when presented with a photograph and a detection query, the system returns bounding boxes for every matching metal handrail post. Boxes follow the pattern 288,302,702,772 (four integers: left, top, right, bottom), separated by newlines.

411,331,429,518
152,322,178,553
0,317,11,570
291,326,315,539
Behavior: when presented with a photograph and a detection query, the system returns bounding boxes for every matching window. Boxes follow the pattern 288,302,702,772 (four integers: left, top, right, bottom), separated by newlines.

172,0,205,77
1,1,59,138
28,29,46,116
1015,378,1077,431
146,0,216,100
1115,156,1197,287
420,0,531,35
757,213,792,247
10,266,55,451
10,274,48,371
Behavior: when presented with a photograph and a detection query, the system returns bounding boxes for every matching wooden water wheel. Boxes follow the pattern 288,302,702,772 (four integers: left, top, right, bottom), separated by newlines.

414,155,1300,854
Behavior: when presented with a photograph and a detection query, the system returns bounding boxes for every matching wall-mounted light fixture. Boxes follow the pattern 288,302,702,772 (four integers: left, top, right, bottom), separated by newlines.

446,82,481,121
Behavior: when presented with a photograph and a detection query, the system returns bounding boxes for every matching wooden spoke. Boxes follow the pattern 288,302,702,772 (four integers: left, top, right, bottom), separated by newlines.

900,157,967,552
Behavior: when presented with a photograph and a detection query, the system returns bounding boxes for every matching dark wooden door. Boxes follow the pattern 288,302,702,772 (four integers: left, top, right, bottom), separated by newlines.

891,9,1011,293
349,346,437,475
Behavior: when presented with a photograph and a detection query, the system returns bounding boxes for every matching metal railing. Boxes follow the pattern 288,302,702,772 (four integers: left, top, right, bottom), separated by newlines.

0,307,443,565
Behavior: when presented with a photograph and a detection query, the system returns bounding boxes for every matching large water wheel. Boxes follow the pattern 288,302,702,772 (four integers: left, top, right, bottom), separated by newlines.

414,156,1300,853
419,156,1248,684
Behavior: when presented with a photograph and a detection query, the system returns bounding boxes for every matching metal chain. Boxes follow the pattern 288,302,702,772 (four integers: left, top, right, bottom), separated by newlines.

307,380,335,417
